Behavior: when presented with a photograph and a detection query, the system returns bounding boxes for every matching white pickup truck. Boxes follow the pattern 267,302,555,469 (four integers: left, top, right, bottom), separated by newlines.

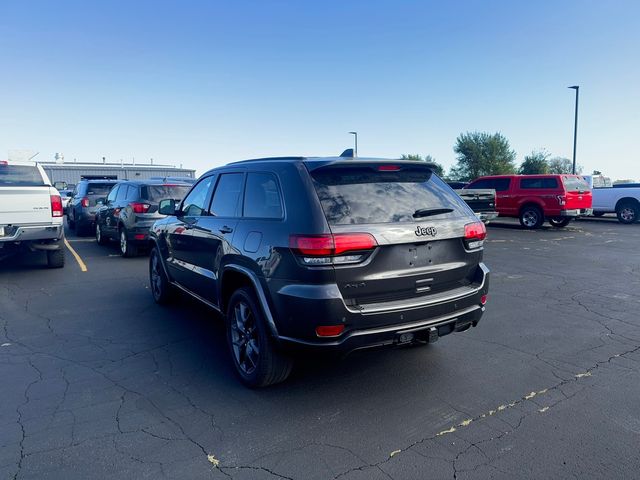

591,186,640,224
0,160,65,267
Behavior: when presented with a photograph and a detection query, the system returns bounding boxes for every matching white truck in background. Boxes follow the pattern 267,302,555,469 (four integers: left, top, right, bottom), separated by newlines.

0,160,66,267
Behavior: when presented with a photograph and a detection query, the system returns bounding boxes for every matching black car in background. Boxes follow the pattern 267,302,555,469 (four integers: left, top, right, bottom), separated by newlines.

95,179,192,256
148,156,490,387
67,180,118,235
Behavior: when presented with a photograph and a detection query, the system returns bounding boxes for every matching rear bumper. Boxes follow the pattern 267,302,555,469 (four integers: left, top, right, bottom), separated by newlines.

126,220,156,243
270,263,490,354
476,211,499,223
0,224,64,247
560,208,593,217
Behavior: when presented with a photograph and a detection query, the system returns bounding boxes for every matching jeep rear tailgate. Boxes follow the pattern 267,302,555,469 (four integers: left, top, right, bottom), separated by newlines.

308,162,483,309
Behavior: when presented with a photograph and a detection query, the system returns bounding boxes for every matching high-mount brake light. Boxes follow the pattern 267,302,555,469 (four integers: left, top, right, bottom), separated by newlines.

50,195,63,217
378,165,401,171
464,221,486,249
289,233,377,265
130,202,151,213
81,197,89,208
0,161,8,165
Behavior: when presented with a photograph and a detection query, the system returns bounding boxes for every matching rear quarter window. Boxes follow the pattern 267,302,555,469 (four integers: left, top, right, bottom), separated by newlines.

0,164,45,186
520,178,559,189
310,165,471,225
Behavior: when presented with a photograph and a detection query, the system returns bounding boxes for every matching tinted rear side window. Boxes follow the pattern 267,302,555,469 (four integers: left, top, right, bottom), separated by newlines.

562,176,590,192
0,165,45,186
243,173,283,219
520,178,558,189
141,185,191,202
310,165,470,225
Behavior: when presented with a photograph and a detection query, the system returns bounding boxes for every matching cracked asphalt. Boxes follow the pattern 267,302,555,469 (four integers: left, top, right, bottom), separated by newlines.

1,216,639,479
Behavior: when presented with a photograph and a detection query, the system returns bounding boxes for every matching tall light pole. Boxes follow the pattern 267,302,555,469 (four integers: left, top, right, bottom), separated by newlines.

568,86,579,174
348,131,358,157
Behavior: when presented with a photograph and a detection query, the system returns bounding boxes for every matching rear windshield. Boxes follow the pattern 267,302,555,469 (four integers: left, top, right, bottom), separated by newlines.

562,176,590,192
86,183,115,196
310,165,470,225
141,185,191,202
0,164,45,186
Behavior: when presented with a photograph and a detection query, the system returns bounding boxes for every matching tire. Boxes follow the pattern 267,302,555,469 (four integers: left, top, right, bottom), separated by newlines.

616,202,639,224
149,247,174,304
549,217,571,228
119,228,138,257
593,212,605,217
226,287,293,388
519,205,544,229
46,248,65,268
95,223,108,245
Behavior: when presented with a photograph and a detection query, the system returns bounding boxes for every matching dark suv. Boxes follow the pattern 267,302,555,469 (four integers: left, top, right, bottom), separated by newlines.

67,180,118,235
149,156,490,387
95,179,192,256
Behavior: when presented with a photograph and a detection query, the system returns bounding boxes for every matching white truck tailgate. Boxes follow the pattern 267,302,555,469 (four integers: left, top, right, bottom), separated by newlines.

0,187,53,225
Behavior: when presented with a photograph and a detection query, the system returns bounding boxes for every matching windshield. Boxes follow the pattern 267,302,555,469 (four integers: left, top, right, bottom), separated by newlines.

0,164,45,186
311,165,470,225
142,185,191,202
562,176,590,192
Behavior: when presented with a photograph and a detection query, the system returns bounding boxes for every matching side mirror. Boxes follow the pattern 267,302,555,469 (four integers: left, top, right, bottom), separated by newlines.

159,198,178,216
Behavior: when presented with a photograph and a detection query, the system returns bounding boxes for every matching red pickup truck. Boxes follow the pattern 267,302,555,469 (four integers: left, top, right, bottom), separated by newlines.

465,174,592,229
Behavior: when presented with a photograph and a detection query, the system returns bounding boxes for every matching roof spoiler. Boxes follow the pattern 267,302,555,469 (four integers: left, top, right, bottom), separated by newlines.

340,148,354,158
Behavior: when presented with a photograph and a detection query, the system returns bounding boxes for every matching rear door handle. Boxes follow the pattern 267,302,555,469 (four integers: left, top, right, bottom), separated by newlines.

219,226,234,234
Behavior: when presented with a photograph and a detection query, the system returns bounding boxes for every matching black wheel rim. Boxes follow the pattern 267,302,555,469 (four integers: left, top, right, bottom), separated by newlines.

230,301,259,375
150,252,162,299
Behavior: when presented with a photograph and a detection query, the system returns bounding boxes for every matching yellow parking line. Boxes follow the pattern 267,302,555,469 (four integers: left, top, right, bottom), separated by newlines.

64,238,88,272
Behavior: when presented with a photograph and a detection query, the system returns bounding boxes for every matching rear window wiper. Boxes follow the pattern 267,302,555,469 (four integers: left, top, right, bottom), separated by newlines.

413,207,454,218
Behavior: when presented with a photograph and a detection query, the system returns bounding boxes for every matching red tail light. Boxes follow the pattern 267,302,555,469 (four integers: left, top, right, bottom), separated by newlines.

480,294,488,305
81,197,89,208
464,221,486,249
50,195,63,217
316,325,345,337
130,202,151,214
289,233,377,265
378,165,401,171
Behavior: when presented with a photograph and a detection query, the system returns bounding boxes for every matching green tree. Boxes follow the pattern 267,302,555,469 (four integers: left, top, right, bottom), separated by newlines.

449,132,516,181
519,150,550,174
548,156,583,174
400,154,445,177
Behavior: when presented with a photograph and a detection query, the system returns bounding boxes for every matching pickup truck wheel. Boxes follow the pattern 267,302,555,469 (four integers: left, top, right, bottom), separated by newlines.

149,247,173,304
47,248,65,268
549,217,571,228
616,202,639,224
226,287,293,388
120,228,138,257
519,206,544,229
95,224,108,245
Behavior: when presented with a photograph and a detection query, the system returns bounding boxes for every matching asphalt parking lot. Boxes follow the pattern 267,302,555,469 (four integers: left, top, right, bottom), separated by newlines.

1,217,639,479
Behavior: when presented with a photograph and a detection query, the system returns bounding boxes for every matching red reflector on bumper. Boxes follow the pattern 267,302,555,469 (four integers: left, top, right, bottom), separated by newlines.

134,234,146,240
315,325,345,337
480,294,488,305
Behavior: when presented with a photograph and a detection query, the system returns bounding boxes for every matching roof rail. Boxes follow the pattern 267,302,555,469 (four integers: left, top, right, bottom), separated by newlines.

227,156,306,165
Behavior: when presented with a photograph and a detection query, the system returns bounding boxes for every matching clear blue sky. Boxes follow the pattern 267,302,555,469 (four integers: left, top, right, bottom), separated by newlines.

1,0,639,179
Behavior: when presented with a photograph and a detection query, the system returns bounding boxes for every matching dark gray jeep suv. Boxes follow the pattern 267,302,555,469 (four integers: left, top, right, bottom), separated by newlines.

149,156,490,387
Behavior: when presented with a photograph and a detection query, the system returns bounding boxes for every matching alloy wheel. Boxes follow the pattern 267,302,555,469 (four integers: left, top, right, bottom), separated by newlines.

522,210,538,228
230,301,260,375
120,230,127,255
620,207,635,222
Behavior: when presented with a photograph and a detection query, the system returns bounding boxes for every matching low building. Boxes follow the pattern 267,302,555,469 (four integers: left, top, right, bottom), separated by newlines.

39,160,196,189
